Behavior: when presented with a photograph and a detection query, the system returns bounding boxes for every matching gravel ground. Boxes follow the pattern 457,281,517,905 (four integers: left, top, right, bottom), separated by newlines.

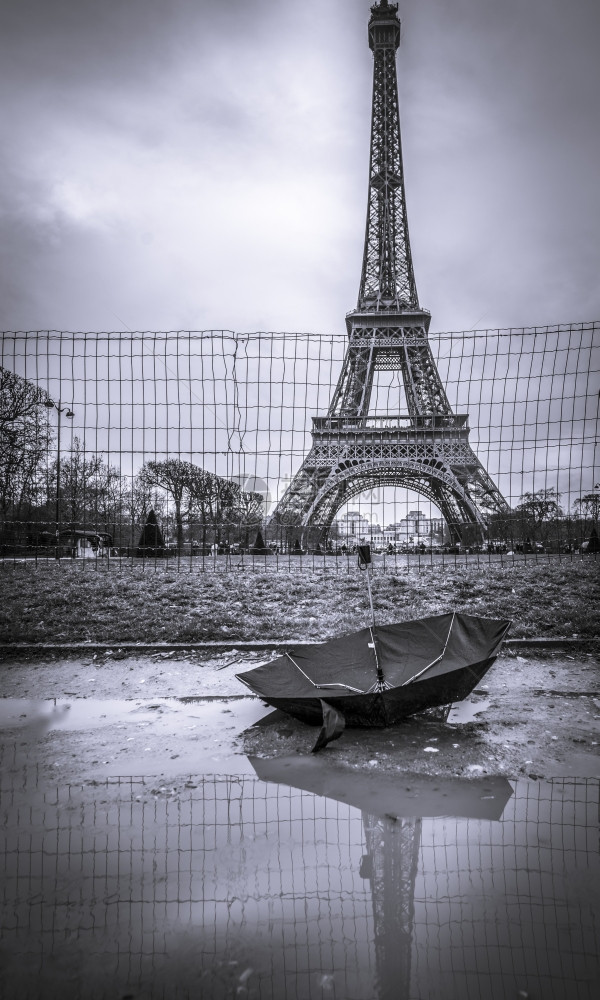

1,649,598,787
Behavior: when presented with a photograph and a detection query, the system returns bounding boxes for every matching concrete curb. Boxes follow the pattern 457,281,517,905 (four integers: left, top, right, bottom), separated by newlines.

0,637,597,656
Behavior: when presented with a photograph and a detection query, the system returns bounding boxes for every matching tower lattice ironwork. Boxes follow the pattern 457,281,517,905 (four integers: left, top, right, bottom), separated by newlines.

271,0,508,544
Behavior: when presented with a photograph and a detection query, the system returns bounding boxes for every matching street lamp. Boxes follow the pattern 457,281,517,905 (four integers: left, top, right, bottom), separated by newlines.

45,399,75,559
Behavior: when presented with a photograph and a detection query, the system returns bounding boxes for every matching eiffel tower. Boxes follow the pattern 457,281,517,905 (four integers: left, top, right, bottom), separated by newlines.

271,0,508,545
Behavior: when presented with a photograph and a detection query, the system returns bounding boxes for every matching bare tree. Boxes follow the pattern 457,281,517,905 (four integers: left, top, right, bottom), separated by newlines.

137,459,196,552
235,489,264,549
187,467,246,549
0,366,50,426
136,460,265,553
515,488,563,546
185,464,221,549
0,367,53,540
573,490,600,522
45,437,123,533
189,472,264,549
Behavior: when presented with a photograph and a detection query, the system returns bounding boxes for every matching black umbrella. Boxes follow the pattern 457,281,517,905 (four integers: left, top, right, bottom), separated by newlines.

237,545,510,749
237,610,510,749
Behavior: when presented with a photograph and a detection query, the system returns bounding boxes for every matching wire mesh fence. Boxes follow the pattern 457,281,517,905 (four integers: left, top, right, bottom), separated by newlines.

1,767,598,999
0,322,598,570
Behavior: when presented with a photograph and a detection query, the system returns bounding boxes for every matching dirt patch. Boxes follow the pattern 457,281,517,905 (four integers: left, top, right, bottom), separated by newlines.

0,649,261,699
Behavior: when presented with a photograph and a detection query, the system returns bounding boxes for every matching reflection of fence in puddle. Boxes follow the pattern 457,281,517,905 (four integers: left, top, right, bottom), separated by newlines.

0,770,598,999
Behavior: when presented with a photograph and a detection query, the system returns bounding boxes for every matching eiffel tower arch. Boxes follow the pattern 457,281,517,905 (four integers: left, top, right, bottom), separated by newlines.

271,0,508,547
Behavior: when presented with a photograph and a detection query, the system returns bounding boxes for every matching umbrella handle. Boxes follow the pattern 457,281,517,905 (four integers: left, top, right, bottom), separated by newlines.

358,549,388,689
364,563,376,629
357,545,375,628
368,625,387,690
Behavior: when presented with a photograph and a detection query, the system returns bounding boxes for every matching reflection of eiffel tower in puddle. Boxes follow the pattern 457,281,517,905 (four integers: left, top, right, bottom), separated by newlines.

360,815,421,999
249,756,512,1000
272,0,509,545
250,756,514,999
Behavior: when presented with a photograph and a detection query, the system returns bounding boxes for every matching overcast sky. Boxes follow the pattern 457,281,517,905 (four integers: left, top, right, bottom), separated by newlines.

1,0,599,336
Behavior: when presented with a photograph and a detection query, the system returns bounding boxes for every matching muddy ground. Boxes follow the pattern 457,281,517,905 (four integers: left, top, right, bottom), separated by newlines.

1,649,598,787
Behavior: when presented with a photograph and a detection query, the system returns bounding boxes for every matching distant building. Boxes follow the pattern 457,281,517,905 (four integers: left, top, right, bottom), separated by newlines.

336,510,372,541
334,508,444,549
383,509,444,548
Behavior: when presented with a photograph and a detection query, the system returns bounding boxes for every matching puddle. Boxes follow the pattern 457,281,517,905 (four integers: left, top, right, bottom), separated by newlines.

0,697,270,776
0,695,259,732
447,697,490,723
0,694,490,735
0,768,597,1000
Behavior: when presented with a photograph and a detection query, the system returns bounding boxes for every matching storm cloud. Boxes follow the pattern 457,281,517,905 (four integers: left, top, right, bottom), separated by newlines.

1,0,599,334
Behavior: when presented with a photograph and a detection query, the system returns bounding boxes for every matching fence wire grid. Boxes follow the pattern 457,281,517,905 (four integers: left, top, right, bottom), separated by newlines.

1,770,598,999
0,322,598,569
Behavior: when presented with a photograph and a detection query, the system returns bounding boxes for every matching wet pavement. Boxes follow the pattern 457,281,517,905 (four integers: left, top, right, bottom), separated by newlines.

1,653,599,998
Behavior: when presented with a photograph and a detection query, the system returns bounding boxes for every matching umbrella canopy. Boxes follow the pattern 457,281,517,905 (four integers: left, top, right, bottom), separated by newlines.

237,612,510,739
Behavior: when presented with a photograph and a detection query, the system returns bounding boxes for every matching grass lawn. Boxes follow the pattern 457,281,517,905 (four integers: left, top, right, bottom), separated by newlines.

1,559,598,645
